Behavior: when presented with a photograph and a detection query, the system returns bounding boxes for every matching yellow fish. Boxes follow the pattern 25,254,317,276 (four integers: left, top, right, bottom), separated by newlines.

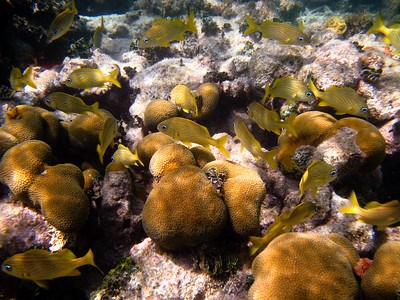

247,102,297,136
66,66,122,90
244,14,310,45
112,144,144,168
138,11,197,48
9,65,37,91
92,16,104,49
1,248,102,289
299,160,337,198
367,14,400,53
309,80,369,118
249,202,315,256
339,191,400,230
233,119,277,169
261,77,316,105
44,92,99,114
47,0,78,43
97,114,118,164
170,84,198,117
157,117,230,158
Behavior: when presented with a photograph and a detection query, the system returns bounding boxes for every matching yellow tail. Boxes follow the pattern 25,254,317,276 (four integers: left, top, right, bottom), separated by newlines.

244,15,258,36
83,249,104,275
107,67,121,88
367,14,389,36
282,113,297,137
22,65,37,89
248,236,264,256
339,190,361,215
215,134,230,158
260,84,270,105
185,11,198,34
308,79,320,100
261,148,278,170
97,144,105,164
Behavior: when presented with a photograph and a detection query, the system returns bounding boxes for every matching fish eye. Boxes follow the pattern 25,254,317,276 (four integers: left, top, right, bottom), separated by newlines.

305,91,313,97
44,97,51,104
298,36,304,42
144,37,149,43
3,265,11,272
330,170,337,176
161,124,168,131
361,107,368,113
66,78,72,84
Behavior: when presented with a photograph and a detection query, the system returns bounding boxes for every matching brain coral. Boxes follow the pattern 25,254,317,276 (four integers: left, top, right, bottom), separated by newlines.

325,117,386,171
149,143,196,177
277,111,337,171
143,99,178,132
0,140,56,200
28,163,89,232
249,232,360,300
361,241,400,300
203,160,266,236
136,132,175,166
190,146,215,168
0,130,19,157
195,82,219,120
142,165,227,250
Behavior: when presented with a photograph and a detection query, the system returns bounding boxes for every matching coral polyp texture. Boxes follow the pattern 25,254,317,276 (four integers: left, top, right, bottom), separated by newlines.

361,241,400,300
194,82,220,120
249,232,360,300
136,132,175,166
142,165,227,250
143,99,178,132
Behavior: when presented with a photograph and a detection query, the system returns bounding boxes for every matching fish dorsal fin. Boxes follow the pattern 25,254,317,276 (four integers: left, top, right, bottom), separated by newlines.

382,37,391,44
390,24,400,29
381,200,400,207
364,201,382,209
298,20,305,31
56,248,77,259
318,100,330,107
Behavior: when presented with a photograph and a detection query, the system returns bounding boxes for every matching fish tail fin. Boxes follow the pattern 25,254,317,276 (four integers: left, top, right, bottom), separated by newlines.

248,236,264,256
261,149,278,169
107,68,122,88
282,113,297,137
185,11,198,34
215,134,230,158
367,14,388,35
308,79,320,99
260,84,270,105
244,15,258,36
339,190,361,215
83,249,104,276
96,144,104,164
71,0,78,14
133,147,144,167
22,65,37,89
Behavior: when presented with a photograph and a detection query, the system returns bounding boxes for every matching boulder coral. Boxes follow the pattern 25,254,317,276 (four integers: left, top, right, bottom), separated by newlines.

149,143,196,177
249,232,360,300
0,140,56,201
190,146,215,168
136,132,175,166
142,165,227,250
194,82,220,120
203,160,266,236
28,163,89,232
277,111,337,171
143,99,178,132
361,241,400,300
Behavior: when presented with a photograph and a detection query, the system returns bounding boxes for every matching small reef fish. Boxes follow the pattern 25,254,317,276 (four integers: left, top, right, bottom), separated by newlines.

247,102,297,137
367,14,400,53
66,66,121,90
47,0,78,43
138,11,197,48
299,160,337,198
97,115,118,164
157,117,230,158
244,14,310,45
1,248,102,289
92,16,104,49
233,119,277,169
9,65,37,91
339,190,400,230
44,92,99,114
309,80,369,118
112,144,144,168
170,84,198,117
248,202,315,256
261,77,316,105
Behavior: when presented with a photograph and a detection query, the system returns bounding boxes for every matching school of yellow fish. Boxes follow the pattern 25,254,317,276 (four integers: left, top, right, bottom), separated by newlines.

3,3,400,290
